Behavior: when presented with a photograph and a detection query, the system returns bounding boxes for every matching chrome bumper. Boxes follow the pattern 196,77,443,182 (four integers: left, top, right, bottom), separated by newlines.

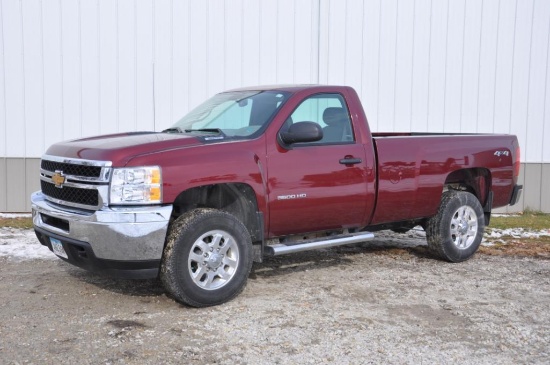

31,191,172,261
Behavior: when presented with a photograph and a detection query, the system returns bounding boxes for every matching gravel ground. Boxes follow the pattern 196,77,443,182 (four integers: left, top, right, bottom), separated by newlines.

0,229,549,365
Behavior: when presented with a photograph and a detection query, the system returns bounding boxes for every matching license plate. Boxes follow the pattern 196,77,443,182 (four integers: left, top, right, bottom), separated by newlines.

50,237,68,259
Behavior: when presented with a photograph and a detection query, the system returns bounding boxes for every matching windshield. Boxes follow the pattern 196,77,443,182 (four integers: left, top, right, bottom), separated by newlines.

167,90,290,138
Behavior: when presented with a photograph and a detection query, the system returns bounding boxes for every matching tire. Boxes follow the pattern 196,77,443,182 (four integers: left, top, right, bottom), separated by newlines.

160,208,253,307
425,190,485,263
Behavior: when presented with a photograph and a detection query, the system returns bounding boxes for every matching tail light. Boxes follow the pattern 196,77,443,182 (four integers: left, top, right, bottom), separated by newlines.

514,146,521,178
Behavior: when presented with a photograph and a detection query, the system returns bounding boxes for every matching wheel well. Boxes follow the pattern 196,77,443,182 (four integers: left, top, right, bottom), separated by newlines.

171,183,262,243
444,168,491,203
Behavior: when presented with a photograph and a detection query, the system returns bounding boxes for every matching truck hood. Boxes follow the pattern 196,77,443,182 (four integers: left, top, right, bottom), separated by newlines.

44,132,203,166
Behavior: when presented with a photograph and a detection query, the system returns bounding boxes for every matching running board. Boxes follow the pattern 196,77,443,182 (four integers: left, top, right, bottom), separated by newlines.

265,232,375,256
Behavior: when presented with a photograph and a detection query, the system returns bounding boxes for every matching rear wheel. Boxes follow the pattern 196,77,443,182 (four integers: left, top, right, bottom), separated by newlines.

161,208,253,307
425,190,485,262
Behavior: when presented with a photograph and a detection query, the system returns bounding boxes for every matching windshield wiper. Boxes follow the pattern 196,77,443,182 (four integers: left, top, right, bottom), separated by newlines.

162,127,183,133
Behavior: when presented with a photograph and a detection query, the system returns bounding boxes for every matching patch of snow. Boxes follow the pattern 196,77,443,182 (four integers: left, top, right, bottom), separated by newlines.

0,213,32,218
0,228,56,261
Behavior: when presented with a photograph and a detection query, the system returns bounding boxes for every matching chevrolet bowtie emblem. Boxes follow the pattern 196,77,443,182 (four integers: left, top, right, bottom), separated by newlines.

52,171,66,188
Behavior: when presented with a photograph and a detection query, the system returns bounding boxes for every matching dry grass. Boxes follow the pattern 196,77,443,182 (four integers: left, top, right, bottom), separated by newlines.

0,217,33,229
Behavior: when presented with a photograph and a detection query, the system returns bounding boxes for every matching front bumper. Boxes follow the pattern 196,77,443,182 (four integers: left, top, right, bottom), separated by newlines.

31,191,173,278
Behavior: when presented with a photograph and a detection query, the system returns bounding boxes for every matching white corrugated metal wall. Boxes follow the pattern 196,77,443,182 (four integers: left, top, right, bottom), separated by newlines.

1,0,549,212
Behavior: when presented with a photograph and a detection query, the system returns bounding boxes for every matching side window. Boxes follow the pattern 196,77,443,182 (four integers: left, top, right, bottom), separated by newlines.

283,93,354,144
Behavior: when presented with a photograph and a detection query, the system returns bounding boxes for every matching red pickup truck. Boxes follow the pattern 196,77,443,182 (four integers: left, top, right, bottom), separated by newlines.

32,85,522,307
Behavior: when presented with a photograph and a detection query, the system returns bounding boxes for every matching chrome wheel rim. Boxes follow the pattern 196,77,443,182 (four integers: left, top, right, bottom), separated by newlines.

188,230,240,290
450,205,478,250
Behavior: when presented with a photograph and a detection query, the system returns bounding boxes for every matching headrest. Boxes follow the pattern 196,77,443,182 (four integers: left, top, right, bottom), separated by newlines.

323,107,348,126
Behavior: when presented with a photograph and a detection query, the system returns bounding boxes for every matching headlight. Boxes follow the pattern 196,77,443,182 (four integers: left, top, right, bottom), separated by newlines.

109,166,162,205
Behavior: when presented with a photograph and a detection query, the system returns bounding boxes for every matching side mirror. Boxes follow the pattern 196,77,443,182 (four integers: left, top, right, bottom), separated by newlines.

279,122,323,145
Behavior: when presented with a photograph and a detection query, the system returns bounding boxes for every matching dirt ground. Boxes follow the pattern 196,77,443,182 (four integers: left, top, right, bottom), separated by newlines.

1,235,549,365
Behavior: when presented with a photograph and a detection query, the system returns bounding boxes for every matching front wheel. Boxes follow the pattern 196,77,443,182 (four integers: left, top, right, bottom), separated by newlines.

161,208,253,307
425,190,485,262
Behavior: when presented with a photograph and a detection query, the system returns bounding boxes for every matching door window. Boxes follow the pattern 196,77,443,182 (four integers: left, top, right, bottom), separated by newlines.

282,93,354,144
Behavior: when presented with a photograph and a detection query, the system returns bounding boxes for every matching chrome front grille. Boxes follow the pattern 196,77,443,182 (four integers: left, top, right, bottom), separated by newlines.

40,155,112,210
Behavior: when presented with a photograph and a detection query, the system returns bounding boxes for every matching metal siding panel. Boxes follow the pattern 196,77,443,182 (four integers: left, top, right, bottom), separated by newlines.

6,158,26,212
427,0,448,133
22,0,45,157
525,0,550,163
3,0,26,157
136,0,154,131
361,0,381,131
443,0,465,133
0,0,6,158
207,3,226,94
325,0,347,85
541,163,550,212
509,0,534,163
545,29,550,162
493,1,516,135
61,0,82,141
153,0,172,129
276,0,296,83
224,0,243,89
317,0,330,85
242,0,261,86
25,158,40,211
259,1,278,85
0,158,6,211
173,0,190,124
476,0,500,133
42,0,64,149
377,0,398,131
81,0,100,138
99,1,118,135
394,0,414,132
523,163,542,211
460,0,483,133
117,0,137,133
294,0,317,84
410,0,431,132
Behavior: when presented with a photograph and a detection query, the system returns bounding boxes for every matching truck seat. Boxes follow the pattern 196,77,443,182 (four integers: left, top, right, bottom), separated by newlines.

322,107,349,142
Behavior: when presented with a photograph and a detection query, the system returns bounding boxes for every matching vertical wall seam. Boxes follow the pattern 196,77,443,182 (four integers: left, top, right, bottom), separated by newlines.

115,0,119,131
316,0,321,84
490,0,500,133
392,0,399,130
133,0,137,130
343,0,347,84
523,0,535,163
359,0,365,97
375,0,382,131
0,0,7,158
169,0,173,124
152,0,155,130
458,0,467,132
508,0,518,134
40,0,45,153
19,0,27,157
541,8,550,165
78,0,82,138
409,0,416,131
59,0,64,140
442,1,450,132
97,0,101,134
425,0,432,130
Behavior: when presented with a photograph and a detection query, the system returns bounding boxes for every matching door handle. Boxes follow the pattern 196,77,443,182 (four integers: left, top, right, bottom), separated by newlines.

339,157,362,165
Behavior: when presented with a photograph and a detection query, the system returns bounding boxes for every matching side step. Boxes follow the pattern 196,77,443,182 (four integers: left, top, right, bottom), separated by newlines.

265,232,375,256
